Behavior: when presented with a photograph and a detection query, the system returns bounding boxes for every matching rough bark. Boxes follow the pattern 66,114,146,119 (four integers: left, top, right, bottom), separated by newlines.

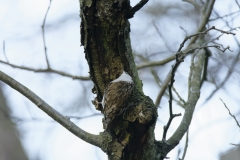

80,0,159,159
78,0,213,159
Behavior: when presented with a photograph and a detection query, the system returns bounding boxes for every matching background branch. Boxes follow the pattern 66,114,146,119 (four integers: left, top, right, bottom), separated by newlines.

41,0,52,68
179,130,189,160
155,26,235,107
2,41,9,62
220,98,240,128
0,70,101,147
0,60,90,80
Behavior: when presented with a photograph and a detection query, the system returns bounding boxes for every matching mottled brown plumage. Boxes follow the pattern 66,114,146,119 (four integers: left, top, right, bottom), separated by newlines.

102,71,133,129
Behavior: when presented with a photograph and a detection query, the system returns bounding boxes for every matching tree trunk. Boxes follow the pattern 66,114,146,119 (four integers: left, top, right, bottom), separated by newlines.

80,0,160,159
0,89,28,160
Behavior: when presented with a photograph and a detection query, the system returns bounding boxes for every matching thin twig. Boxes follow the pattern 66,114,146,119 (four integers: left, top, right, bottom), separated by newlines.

209,57,240,74
135,53,184,107
172,86,186,105
210,10,240,21
185,0,216,48
153,21,175,53
182,0,201,10
220,98,240,128
155,1,217,107
179,130,189,160
155,26,235,107
2,41,9,63
0,70,101,147
42,0,52,68
0,60,90,80
11,113,103,123
205,11,239,101
209,27,239,43
179,26,188,36
235,0,240,8
166,47,205,151
162,56,182,141
137,55,175,70
177,26,235,53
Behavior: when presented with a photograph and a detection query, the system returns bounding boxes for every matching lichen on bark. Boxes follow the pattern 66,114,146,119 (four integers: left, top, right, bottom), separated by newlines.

80,0,158,159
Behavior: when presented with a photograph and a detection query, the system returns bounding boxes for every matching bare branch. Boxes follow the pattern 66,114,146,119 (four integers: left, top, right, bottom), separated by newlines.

137,55,175,70
205,12,239,101
135,53,184,107
210,10,240,21
179,26,188,36
11,113,103,123
0,70,101,147
162,62,182,141
126,0,149,18
0,60,90,80
155,26,235,107
177,26,235,53
182,0,201,10
172,86,186,105
179,130,189,160
153,21,175,53
2,41,9,63
167,49,205,148
235,0,240,8
41,0,52,68
220,98,240,128
187,0,215,47
137,26,235,71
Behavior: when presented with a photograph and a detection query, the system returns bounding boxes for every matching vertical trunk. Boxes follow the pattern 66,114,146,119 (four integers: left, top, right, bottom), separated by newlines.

0,89,28,160
79,0,159,159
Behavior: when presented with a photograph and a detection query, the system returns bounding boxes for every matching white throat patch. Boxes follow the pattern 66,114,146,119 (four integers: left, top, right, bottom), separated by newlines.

111,71,133,83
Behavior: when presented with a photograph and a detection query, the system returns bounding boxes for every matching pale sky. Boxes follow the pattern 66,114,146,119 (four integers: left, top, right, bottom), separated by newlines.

0,0,240,160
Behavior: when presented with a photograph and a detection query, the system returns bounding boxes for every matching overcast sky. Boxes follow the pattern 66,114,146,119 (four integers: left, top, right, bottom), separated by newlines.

0,0,240,160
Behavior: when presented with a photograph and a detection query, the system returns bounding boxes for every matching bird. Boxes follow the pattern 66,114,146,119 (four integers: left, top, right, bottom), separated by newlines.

102,71,134,129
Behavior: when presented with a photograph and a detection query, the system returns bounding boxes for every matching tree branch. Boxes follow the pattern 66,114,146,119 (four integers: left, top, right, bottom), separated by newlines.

137,55,174,70
182,0,201,10
162,63,182,140
0,70,101,147
179,130,189,160
41,0,52,68
205,11,240,101
2,41,9,63
235,0,240,8
167,48,205,148
0,60,90,80
210,10,240,21
187,0,215,47
155,26,235,107
126,0,149,18
220,98,240,128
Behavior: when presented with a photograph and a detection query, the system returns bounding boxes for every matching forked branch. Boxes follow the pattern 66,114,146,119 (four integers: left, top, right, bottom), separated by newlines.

155,26,235,106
